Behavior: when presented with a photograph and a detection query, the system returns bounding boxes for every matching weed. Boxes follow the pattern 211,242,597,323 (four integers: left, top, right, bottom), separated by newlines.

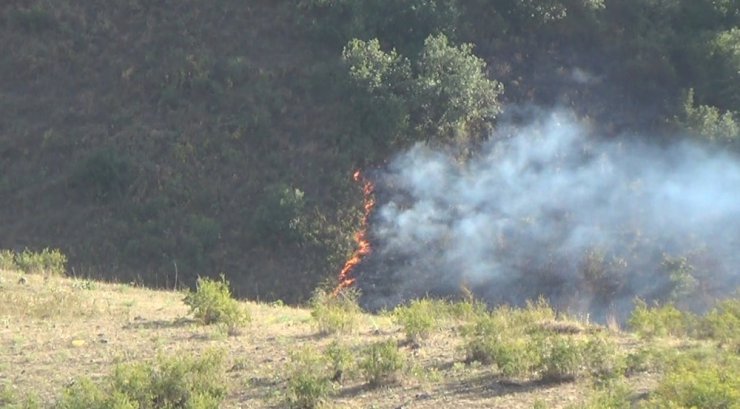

325,340,355,382
628,300,694,339
393,298,441,343
286,347,333,409
309,288,361,335
14,248,67,276
57,349,227,409
183,275,250,333
0,250,17,271
359,340,405,386
567,379,632,409
645,353,740,408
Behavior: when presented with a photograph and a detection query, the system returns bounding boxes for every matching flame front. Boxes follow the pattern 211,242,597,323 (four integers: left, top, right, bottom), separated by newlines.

334,170,375,295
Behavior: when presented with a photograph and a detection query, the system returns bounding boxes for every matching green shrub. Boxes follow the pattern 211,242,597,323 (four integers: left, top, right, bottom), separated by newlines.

568,379,633,409
71,148,133,201
645,354,740,409
14,248,67,276
700,298,740,348
628,300,693,339
309,288,361,335
325,340,355,382
359,340,405,386
183,275,250,332
538,335,584,382
57,349,227,409
286,347,333,409
393,299,441,343
0,250,16,271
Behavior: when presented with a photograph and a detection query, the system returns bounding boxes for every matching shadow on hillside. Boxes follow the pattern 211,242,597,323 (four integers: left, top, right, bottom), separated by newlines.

122,317,196,330
444,372,571,399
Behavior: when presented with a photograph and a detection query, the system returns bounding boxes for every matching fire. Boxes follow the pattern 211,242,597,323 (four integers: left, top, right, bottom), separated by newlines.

334,170,375,295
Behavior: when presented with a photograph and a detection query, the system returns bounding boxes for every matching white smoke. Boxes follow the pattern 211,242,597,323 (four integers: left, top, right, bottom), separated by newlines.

359,109,740,319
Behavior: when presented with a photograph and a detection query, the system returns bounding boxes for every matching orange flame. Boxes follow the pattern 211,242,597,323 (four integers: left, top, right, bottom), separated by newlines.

334,170,375,295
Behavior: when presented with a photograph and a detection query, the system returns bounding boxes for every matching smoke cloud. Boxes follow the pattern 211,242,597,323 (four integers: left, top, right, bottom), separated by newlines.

357,109,740,320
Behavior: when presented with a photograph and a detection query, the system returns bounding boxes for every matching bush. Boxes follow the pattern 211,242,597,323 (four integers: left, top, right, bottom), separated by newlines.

393,298,441,343
538,335,584,382
359,340,405,386
183,275,250,333
286,347,333,409
309,288,361,335
14,248,67,276
628,300,694,339
57,349,227,409
568,379,633,409
71,148,133,201
700,298,740,348
0,250,17,271
645,354,740,409
325,340,355,382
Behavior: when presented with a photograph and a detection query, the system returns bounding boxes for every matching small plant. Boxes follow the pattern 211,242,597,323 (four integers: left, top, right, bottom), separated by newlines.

57,349,227,409
14,248,67,276
628,300,693,339
393,298,441,343
645,354,740,409
286,347,333,409
325,340,355,382
0,250,17,271
183,275,250,333
359,340,405,386
309,288,361,335
537,335,584,382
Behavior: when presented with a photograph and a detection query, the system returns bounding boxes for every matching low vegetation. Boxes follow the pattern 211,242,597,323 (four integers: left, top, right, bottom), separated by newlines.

309,288,362,335
1,267,739,408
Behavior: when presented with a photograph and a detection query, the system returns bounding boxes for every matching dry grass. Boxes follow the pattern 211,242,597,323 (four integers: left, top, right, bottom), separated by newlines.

0,270,663,408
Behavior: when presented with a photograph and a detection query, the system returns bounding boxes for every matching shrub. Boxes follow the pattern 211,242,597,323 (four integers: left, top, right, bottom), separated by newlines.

0,250,16,271
57,349,227,409
286,347,333,409
393,298,441,343
538,335,584,382
700,298,740,348
568,379,633,409
325,340,355,382
359,340,405,386
71,148,133,201
309,288,361,335
628,300,693,339
645,354,740,409
14,248,67,276
183,275,250,333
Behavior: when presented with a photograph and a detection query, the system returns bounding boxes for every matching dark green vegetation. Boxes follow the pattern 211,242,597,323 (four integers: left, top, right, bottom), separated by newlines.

1,1,739,302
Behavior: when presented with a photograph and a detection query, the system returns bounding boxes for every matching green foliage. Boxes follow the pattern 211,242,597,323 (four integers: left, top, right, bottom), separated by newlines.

342,33,502,150
14,248,67,276
286,347,333,409
251,183,308,245
675,89,739,143
700,298,740,348
57,350,227,409
392,298,442,343
325,340,356,381
309,288,361,335
412,34,503,141
568,379,632,409
644,353,740,409
71,148,133,201
183,275,250,332
628,300,694,339
359,340,405,386
0,250,17,271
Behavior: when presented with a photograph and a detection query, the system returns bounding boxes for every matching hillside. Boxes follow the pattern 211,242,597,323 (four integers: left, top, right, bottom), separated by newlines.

1,1,739,307
2,268,737,408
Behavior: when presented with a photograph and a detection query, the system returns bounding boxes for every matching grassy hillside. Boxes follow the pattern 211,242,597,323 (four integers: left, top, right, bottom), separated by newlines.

1,267,738,408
